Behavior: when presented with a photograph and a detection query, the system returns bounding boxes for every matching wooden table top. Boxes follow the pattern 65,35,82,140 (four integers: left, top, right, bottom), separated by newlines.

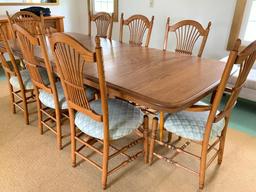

0,33,227,112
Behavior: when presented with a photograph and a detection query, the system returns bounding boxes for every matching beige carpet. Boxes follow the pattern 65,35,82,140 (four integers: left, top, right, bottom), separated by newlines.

0,79,256,192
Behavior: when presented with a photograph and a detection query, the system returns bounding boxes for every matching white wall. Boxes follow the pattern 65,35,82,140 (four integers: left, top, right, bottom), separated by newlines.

0,0,237,59
118,0,237,59
0,0,83,32
78,0,237,60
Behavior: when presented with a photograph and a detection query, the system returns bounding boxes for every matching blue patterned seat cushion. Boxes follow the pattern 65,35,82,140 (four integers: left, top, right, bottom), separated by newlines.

75,99,144,140
163,102,225,141
39,81,97,110
9,68,49,90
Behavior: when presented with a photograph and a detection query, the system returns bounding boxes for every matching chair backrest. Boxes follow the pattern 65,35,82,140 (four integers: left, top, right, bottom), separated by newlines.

50,33,108,126
7,11,45,38
204,39,256,141
0,25,25,89
0,25,21,80
119,13,154,47
88,11,114,39
163,18,211,57
12,23,57,98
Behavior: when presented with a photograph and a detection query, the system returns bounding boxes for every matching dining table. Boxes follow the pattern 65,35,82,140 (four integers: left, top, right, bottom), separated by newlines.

0,32,227,113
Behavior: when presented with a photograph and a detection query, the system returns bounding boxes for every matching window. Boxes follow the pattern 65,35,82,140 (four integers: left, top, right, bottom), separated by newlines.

94,0,114,13
227,0,256,49
241,0,256,42
87,0,118,21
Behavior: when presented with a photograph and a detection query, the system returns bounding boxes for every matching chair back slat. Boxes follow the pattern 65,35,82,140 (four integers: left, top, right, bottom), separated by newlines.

89,11,113,39
0,53,13,76
55,42,91,109
12,23,52,92
50,33,104,122
0,25,25,87
0,25,15,74
120,13,154,47
164,18,211,57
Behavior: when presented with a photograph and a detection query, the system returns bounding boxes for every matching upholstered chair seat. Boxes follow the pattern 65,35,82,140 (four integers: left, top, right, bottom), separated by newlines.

75,98,144,140
162,102,225,141
10,68,49,90
39,81,97,110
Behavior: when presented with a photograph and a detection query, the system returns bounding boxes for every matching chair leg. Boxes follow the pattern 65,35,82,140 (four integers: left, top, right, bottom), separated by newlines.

22,92,29,125
159,112,164,142
35,90,43,135
149,117,158,165
9,85,16,114
218,118,229,165
102,140,109,189
56,109,62,150
69,109,76,167
12,97,16,114
143,115,149,164
199,142,208,190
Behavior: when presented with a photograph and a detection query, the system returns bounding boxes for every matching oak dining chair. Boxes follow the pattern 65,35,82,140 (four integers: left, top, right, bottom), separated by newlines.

119,13,154,47
0,25,41,125
149,39,256,190
6,11,47,70
7,11,57,38
50,33,149,189
119,13,155,113
12,23,97,150
163,17,211,57
12,23,64,149
159,18,212,141
88,11,114,39
7,11,46,39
